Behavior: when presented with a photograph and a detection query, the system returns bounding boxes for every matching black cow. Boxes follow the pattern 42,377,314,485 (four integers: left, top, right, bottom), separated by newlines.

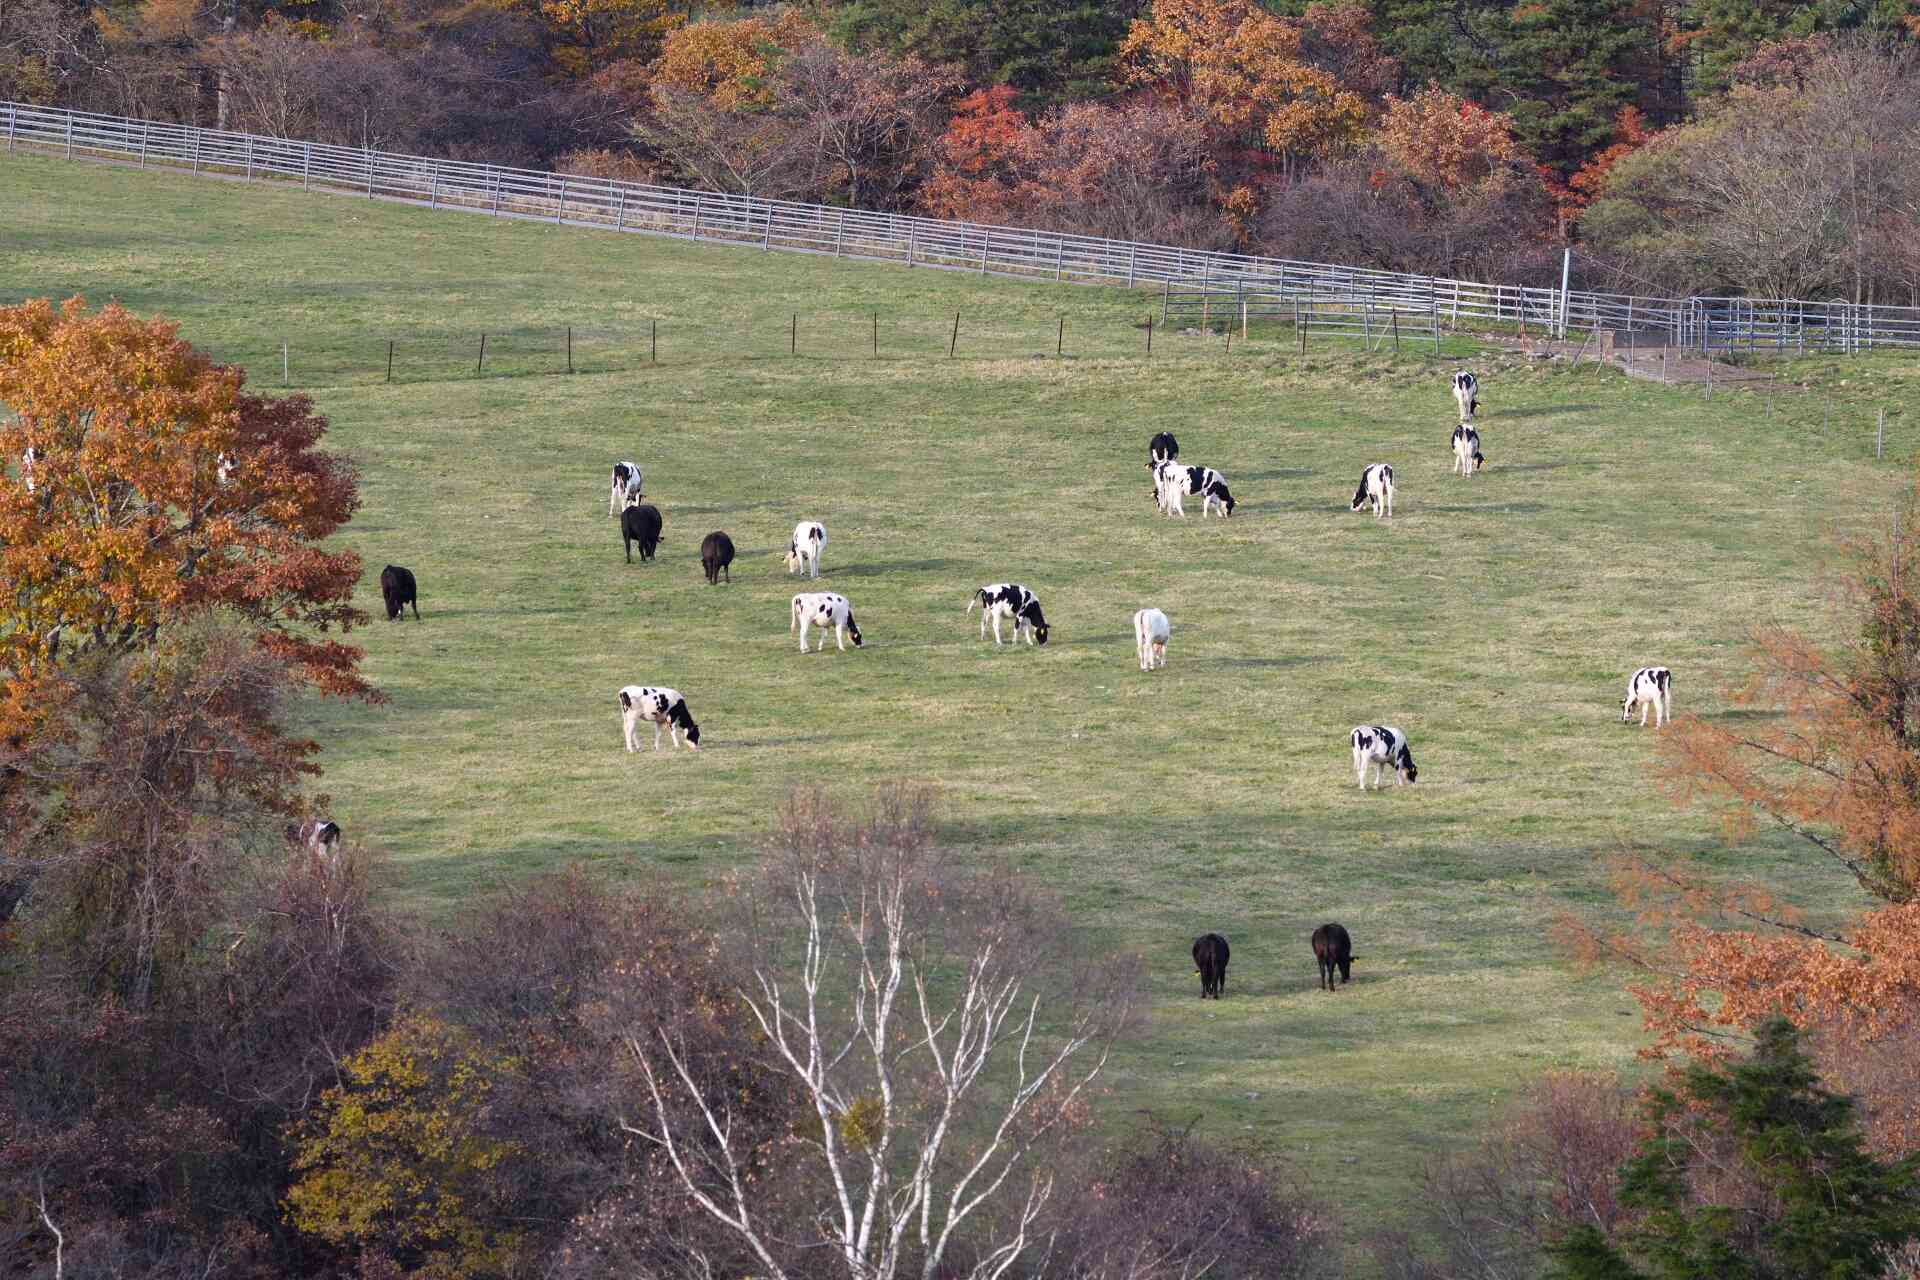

1192,932,1230,999
622,503,663,563
1311,923,1353,992
380,565,419,621
701,531,735,584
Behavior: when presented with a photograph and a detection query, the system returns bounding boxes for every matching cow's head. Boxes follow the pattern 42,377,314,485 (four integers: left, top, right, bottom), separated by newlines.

1395,748,1418,784
1621,693,1637,722
784,543,800,571
1214,484,1235,515
846,615,864,647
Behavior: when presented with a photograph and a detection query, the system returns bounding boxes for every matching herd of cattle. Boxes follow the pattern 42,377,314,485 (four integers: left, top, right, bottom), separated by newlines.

250,367,1680,996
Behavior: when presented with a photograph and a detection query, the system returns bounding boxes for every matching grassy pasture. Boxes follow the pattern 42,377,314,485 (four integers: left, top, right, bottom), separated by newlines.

2,151,1906,1246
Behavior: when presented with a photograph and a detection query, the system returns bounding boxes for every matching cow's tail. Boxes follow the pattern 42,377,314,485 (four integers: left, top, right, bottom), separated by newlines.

965,590,982,614
790,596,802,632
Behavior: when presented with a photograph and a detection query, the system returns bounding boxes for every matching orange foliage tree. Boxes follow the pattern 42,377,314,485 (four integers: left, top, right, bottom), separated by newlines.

649,9,820,111
1570,464,1920,1151
1118,0,1366,173
0,297,373,729
489,0,683,78
1375,83,1527,193
918,84,1030,222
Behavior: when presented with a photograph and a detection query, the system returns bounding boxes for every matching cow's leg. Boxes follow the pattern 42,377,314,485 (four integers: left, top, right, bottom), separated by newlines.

652,720,664,751
799,620,811,653
991,614,1003,645
980,611,989,642
835,624,847,651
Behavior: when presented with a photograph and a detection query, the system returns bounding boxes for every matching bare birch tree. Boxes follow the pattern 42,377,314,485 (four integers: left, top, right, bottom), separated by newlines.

619,785,1139,1280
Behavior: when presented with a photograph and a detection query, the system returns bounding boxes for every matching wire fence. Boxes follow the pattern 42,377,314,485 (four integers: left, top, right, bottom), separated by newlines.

9,99,1920,353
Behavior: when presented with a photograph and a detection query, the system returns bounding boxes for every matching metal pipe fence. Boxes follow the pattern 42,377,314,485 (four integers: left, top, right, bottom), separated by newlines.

7,100,1920,352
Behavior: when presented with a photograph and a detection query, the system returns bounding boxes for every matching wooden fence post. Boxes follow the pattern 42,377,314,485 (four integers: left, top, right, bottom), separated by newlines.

1057,316,1064,357
950,311,960,358
615,188,626,231
366,147,375,198
1242,296,1248,342
138,121,149,168
1879,408,1886,460
1391,310,1399,354
1055,236,1065,282
1162,279,1169,322
907,223,916,267
762,201,774,250
1127,244,1137,287
873,311,878,358
567,326,574,374
282,342,289,386
386,341,394,384
979,232,990,274
1297,300,1306,354
1146,316,1153,357
651,320,657,364
429,166,439,209
191,128,201,173
64,113,74,159
302,143,311,190
692,192,703,239
791,313,797,356
491,171,502,216
5,104,15,153
834,210,844,258
244,135,253,181
476,333,486,376
554,178,567,224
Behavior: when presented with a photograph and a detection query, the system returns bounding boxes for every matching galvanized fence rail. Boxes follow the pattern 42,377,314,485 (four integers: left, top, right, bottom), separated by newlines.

7,100,1920,352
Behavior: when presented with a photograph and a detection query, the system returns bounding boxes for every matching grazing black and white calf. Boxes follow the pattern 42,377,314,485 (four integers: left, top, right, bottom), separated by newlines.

618,685,701,752
701,531,735,584
791,591,862,652
1311,923,1353,992
1351,724,1417,789
1192,932,1230,999
1451,424,1486,477
622,500,663,563
785,521,827,579
1134,607,1169,671
1350,463,1395,519
20,446,36,494
609,461,643,515
288,818,342,860
967,583,1050,646
1154,462,1236,517
1622,666,1673,728
1450,370,1480,421
380,565,419,621
1146,431,1179,494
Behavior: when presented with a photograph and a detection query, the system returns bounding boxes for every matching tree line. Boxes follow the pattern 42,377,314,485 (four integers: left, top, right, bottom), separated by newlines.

5,0,1920,303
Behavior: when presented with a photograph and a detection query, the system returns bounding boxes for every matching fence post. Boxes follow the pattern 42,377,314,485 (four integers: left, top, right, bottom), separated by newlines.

1057,316,1064,357
874,311,879,358
835,210,844,258
1879,408,1886,460
1055,236,1065,282
1298,300,1306,354
979,232,990,275
386,341,394,384
476,333,486,376
615,188,627,231
1162,279,1169,322
1242,295,1249,342
567,326,574,374
762,201,773,251
1364,305,1372,349
652,320,657,363
1127,244,1137,288
429,165,439,209
302,143,311,190
691,192,703,239
1146,316,1152,357
64,113,73,159
554,178,566,224
5,104,15,153
1391,310,1400,354
791,313,797,356
282,341,289,386
191,128,200,173
366,147,375,198
1432,302,1441,355
139,121,149,168
244,135,253,181
907,223,916,267
950,311,960,358
491,170,502,216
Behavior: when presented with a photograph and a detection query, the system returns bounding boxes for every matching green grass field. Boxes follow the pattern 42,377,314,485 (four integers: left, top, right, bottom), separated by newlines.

4,151,1908,1250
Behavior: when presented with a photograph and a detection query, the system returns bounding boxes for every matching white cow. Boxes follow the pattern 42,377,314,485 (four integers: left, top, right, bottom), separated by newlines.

1451,425,1485,477
1350,463,1394,519
791,591,862,652
609,461,643,515
619,684,702,751
1622,667,1673,728
1350,725,1417,789
785,521,828,578
1134,608,1170,671
1451,370,1480,421
967,583,1050,646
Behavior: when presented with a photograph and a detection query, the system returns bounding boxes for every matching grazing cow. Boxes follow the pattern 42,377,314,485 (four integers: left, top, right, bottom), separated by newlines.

1622,666,1673,728
1155,462,1236,517
1450,370,1480,421
618,685,701,752
967,583,1050,646
1134,607,1170,671
1192,932,1230,999
1146,432,1179,494
1311,923,1353,992
622,500,663,563
380,565,420,621
20,446,36,494
701,531,735,584
791,591,862,652
785,521,827,579
1350,463,1395,519
1351,724,1417,789
609,462,643,515
1451,424,1486,477
288,818,342,860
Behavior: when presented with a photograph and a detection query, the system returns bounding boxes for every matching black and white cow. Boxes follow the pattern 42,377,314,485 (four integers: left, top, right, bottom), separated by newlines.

1154,461,1235,517
618,684,701,752
1350,463,1394,519
1451,424,1486,477
1192,932,1230,999
1134,607,1169,671
288,818,343,860
1311,923,1353,992
791,591,862,652
1146,432,1179,494
785,521,828,579
380,565,419,621
609,462,643,515
1622,666,1673,728
1351,724,1417,789
622,501,663,563
1450,370,1480,421
967,583,1050,646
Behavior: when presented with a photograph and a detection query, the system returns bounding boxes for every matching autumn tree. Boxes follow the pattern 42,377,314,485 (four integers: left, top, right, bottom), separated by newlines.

919,84,1031,221
826,0,1142,105
1118,0,1367,174
484,0,682,78
650,8,819,110
1376,82,1526,192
